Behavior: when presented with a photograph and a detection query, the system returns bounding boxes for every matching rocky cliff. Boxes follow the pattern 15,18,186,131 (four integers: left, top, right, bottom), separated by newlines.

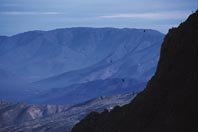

72,12,198,132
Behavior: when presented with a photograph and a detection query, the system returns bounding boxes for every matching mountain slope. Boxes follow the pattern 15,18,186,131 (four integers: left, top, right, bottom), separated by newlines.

0,69,30,101
0,36,7,43
0,28,164,82
0,94,135,132
72,12,198,132
0,28,164,104
29,78,144,104
32,29,163,93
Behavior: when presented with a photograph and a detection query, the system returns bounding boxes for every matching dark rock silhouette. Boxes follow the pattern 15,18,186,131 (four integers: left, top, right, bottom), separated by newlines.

72,12,198,132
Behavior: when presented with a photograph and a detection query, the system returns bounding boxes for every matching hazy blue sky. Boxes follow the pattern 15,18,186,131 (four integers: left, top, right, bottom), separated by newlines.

0,0,197,36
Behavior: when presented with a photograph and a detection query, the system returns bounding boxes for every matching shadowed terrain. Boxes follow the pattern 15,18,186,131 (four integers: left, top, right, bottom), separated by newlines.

72,12,198,132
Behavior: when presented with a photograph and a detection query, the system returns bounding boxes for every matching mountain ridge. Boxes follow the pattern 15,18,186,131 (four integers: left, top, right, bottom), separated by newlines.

0,27,163,82
0,27,164,104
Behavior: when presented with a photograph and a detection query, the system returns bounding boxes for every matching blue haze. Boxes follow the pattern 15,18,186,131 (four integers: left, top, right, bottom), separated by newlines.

0,0,196,36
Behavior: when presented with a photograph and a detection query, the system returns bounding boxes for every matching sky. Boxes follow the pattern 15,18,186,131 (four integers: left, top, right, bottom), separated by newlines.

0,0,197,36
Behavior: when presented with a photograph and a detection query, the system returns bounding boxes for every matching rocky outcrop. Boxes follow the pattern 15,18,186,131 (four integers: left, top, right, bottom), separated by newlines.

0,102,69,127
0,94,135,132
72,12,198,132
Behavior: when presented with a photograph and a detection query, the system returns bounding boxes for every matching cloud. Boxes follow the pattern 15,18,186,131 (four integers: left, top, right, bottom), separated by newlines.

1,4,19,7
0,11,63,15
99,11,191,20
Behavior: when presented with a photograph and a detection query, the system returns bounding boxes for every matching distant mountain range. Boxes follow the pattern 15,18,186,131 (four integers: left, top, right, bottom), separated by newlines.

0,28,164,104
0,28,163,81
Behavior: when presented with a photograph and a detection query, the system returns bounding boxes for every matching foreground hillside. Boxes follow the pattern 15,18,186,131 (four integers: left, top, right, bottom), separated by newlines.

0,94,135,132
72,12,198,132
